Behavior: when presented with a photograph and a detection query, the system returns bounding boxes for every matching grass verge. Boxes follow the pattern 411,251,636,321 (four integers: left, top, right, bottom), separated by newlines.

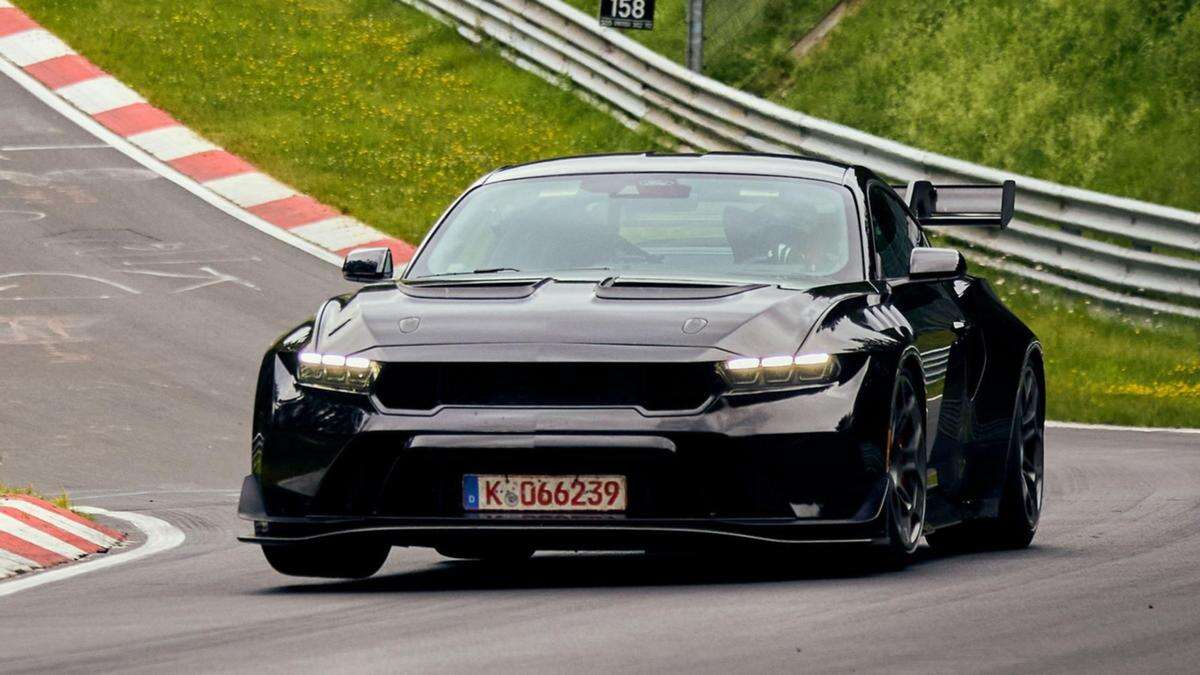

13,0,1198,427
0,483,75,512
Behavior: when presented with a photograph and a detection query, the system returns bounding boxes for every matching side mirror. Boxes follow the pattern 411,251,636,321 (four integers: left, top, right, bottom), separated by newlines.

909,247,966,280
342,247,393,283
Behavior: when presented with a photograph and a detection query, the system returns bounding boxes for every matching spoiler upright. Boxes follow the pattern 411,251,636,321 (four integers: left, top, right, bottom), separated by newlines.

897,179,1016,229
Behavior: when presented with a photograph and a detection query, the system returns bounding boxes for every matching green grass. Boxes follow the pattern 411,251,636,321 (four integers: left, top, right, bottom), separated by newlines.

14,0,1197,427
15,0,659,243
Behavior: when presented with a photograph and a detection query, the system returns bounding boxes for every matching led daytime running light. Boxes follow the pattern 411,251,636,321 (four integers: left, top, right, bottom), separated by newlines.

297,351,379,393
720,352,837,389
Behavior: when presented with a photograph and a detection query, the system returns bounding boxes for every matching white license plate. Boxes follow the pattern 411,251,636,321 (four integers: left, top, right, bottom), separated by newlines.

463,474,627,512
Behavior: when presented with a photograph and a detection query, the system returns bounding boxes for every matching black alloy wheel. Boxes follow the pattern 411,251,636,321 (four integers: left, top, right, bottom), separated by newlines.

884,368,927,561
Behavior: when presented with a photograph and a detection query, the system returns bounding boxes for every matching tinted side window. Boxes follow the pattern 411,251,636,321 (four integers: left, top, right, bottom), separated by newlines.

868,186,916,278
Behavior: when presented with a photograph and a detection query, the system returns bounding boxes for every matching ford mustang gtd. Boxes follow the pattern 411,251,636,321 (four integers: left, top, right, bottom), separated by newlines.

238,153,1046,578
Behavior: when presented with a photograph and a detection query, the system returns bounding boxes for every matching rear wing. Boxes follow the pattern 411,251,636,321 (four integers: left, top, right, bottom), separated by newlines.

895,180,1016,228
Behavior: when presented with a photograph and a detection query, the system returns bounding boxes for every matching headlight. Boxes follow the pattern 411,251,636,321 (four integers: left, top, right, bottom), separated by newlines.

719,352,839,391
297,352,379,393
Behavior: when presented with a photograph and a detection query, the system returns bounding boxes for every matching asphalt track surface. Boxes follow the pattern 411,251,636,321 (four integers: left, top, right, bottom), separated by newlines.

3,71,1200,674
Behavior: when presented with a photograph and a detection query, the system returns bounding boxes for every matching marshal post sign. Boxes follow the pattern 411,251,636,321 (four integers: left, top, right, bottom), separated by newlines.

599,0,655,30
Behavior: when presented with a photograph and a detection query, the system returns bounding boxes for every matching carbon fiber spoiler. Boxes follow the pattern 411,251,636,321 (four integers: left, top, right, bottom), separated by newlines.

893,180,1016,228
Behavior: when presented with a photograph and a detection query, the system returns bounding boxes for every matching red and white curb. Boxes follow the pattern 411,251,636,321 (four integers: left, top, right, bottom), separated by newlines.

0,1,414,264
0,494,125,579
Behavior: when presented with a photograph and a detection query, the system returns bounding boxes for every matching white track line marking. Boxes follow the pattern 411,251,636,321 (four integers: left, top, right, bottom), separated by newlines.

1046,420,1200,435
125,125,218,161
0,512,87,558
0,271,141,294
0,1,15,9
0,30,72,67
0,506,184,598
0,499,119,548
0,57,342,266
55,76,145,114
0,143,112,151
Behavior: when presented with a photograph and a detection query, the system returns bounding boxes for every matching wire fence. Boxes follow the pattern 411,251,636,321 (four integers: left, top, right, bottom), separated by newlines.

700,0,775,60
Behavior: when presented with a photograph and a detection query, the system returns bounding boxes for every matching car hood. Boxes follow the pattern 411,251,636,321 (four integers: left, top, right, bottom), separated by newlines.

312,278,871,360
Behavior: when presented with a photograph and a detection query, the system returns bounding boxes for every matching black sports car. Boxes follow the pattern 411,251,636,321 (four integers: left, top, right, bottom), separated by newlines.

238,153,1045,578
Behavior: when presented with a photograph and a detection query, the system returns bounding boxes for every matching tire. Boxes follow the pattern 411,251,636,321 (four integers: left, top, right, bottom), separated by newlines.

261,540,390,579
877,367,928,568
435,546,535,562
927,356,1044,552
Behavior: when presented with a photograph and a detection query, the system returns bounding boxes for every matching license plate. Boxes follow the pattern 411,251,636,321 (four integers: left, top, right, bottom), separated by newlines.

463,474,627,512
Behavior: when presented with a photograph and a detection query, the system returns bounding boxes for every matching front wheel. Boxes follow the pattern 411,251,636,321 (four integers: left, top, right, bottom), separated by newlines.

261,540,390,579
878,368,927,567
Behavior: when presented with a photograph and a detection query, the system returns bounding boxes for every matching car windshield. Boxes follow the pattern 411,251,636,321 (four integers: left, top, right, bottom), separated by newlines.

406,172,863,286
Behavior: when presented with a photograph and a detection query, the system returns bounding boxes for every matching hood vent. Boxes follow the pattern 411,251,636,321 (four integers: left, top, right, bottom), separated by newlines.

595,277,767,300
398,278,547,300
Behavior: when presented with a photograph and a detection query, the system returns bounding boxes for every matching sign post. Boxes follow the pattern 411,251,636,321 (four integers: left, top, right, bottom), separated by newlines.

598,0,656,31
686,0,703,72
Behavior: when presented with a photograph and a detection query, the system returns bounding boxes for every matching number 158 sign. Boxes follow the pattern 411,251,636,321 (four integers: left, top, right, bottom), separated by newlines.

599,0,655,30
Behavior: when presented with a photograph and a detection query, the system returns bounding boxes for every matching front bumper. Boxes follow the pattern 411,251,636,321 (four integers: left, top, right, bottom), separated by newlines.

237,474,891,549
240,354,895,550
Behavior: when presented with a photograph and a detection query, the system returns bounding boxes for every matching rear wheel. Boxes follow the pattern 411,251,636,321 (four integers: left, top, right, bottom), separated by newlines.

927,357,1044,552
261,540,390,579
878,368,927,567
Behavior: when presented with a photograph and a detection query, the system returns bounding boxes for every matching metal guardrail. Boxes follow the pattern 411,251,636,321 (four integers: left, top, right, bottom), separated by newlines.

400,0,1200,317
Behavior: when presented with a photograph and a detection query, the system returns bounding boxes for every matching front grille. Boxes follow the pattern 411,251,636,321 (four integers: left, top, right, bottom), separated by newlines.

309,432,878,520
373,362,721,412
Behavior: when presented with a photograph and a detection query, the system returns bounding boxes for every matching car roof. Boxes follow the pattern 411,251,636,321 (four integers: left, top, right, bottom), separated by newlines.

482,152,854,185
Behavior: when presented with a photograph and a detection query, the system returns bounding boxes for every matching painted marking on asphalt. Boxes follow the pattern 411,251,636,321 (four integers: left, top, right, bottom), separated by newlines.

0,499,119,548
169,149,255,182
0,547,38,576
0,530,65,567
0,506,184,598
0,143,111,151
0,7,37,37
121,256,263,266
0,209,46,222
292,215,385,251
0,29,72,67
0,272,141,295
125,125,219,162
55,76,144,114
247,194,341,228
22,53,104,88
1046,420,1200,435
92,102,178,136
203,171,297,207
123,266,259,293
2,494,125,541
0,512,86,559
0,506,99,553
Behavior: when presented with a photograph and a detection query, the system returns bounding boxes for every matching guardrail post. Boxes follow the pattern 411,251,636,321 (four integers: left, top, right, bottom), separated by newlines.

686,0,704,72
